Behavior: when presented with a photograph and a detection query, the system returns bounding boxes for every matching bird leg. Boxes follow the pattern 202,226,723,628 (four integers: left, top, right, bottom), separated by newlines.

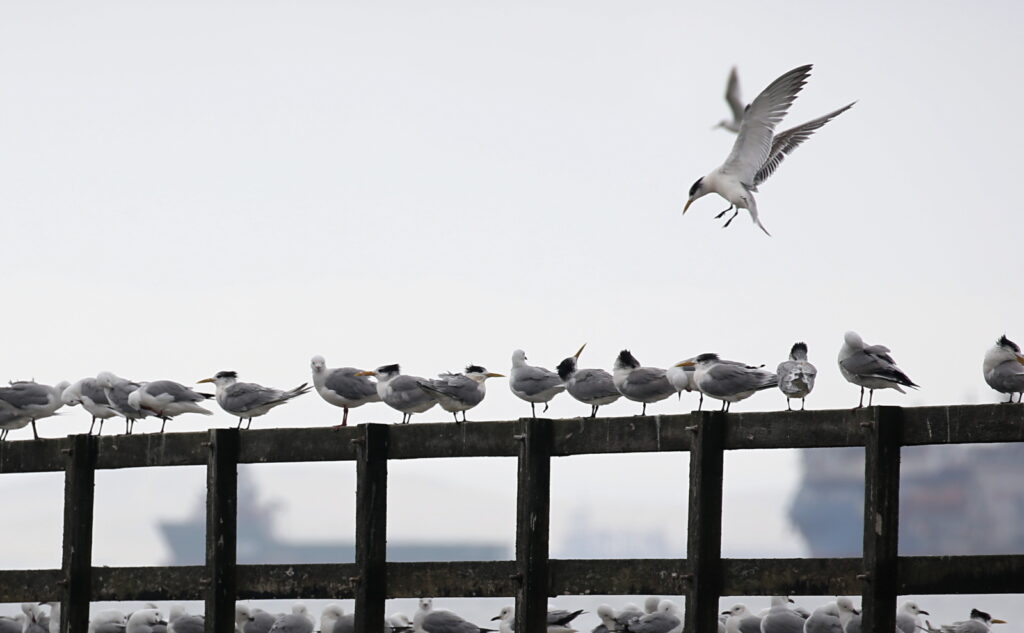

452,412,460,423
591,405,598,418
857,387,865,409
98,419,104,435
786,399,792,412
89,417,97,435
714,205,734,219
530,403,537,418
31,419,39,440
542,402,549,413
246,418,253,430
237,418,244,429
641,403,647,416
160,418,167,433
868,389,875,407
801,398,806,411
721,208,740,228
332,408,351,429
698,393,703,411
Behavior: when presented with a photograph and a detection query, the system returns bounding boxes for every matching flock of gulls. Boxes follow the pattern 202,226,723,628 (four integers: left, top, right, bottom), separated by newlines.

0,597,1009,633
2,331,1024,440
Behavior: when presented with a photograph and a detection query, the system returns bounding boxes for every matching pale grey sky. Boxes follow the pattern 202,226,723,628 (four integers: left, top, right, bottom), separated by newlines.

1,0,1022,623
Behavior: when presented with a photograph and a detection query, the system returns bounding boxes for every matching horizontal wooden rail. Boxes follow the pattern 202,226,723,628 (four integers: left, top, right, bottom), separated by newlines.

3,404,1024,474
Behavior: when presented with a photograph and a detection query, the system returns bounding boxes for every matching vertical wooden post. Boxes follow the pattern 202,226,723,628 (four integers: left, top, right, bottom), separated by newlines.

61,434,97,633
514,418,552,633
684,411,725,633
861,406,902,633
354,424,389,633
205,429,239,633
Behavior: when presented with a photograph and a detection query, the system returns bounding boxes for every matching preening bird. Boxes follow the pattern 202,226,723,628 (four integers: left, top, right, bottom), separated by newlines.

509,349,565,417
838,331,918,407
357,365,436,424
96,371,152,434
310,355,380,427
62,378,120,435
982,335,1024,403
417,365,504,423
556,344,621,418
0,381,68,440
198,371,311,429
683,64,854,235
127,380,214,432
612,350,675,415
776,342,817,410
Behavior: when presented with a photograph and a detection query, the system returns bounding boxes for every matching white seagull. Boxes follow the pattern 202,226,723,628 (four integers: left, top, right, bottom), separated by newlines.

683,64,855,235
0,381,69,439
127,380,214,432
982,335,1024,403
310,355,381,427
62,378,120,435
776,342,817,410
838,331,918,408
198,371,312,429
510,349,566,417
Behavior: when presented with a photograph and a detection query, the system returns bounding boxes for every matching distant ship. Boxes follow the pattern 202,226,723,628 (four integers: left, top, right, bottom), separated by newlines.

159,477,507,565
789,443,1024,556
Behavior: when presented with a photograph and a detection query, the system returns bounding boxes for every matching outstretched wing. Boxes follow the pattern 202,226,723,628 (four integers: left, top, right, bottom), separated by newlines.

725,66,744,124
753,102,855,186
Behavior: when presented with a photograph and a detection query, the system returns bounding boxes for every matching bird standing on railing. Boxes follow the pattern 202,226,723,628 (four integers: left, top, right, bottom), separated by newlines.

127,380,214,433
310,355,381,427
721,603,760,633
556,344,620,418
198,371,311,429
62,378,120,435
96,372,155,434
674,354,777,412
622,600,682,633
838,331,918,408
491,606,584,633
777,342,817,411
612,350,675,416
510,349,566,418
357,365,437,424
937,608,1007,633
760,596,804,633
982,335,1024,403
417,365,504,423
0,381,68,440
667,356,703,411
895,602,929,633
414,598,494,633
126,609,167,633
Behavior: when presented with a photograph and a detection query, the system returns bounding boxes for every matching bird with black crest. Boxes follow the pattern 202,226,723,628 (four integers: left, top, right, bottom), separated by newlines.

198,371,312,429
357,364,437,424
417,365,505,423
983,335,1024,403
612,350,675,415
777,342,817,410
556,344,621,418
674,354,777,412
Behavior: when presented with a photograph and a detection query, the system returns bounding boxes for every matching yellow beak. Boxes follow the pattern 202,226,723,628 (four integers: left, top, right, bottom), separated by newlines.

683,198,694,214
197,378,215,384
674,360,695,368
992,620,1007,625
485,372,505,378
1016,355,1024,365
574,343,587,359
354,370,375,377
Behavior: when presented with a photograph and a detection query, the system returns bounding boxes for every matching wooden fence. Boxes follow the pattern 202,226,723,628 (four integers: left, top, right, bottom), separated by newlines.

2,404,1024,633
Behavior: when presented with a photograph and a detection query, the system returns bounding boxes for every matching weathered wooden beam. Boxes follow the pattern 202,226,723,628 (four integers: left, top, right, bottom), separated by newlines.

354,424,389,633
550,415,693,455
205,429,240,633
550,559,690,596
61,434,97,633
515,418,552,633
861,407,902,633
387,421,517,459
388,561,517,598
0,570,63,602
684,412,725,633
721,558,863,596
93,566,206,601
899,554,1024,594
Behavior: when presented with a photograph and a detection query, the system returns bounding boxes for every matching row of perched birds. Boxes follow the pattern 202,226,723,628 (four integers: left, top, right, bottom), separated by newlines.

2,331,1023,440
0,597,1007,633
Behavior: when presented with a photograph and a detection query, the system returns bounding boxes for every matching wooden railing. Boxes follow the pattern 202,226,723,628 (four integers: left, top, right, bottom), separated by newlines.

2,404,1024,633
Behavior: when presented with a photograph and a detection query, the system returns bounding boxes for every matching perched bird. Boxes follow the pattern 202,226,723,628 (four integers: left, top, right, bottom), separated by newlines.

556,344,621,418
357,365,437,424
675,354,777,412
776,342,817,410
417,365,504,423
721,604,760,633
0,399,31,441
62,378,120,435
235,605,275,633
622,600,681,633
714,66,744,133
41,602,60,633
896,602,929,633
760,597,804,633
0,381,68,439
983,335,1024,403
268,611,312,633
126,610,167,633
167,606,203,633
290,604,315,631
838,331,919,407
939,609,1007,633
89,610,128,633
667,357,703,410
127,380,213,432
198,371,311,429
491,606,583,633
414,598,493,633
0,614,22,633
683,64,854,235
835,598,860,633
803,603,842,633
594,604,641,633
310,355,381,427
21,604,48,633
612,351,675,415
96,372,153,434
510,350,566,417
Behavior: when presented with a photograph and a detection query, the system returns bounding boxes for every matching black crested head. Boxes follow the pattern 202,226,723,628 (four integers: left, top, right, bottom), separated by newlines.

998,335,1020,352
556,357,576,380
790,342,808,359
465,365,487,374
688,177,703,198
970,609,991,622
616,350,640,369
376,364,401,375
695,353,720,363
215,370,238,379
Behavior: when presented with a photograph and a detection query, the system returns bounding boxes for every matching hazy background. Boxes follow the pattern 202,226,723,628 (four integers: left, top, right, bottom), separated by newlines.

1,0,1022,629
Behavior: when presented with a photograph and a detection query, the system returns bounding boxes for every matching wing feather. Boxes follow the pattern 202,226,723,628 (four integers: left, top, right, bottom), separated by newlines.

753,102,855,186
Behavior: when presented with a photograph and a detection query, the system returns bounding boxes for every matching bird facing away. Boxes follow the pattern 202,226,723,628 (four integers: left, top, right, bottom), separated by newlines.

838,331,919,407
417,365,504,423
310,355,381,427
715,66,744,133
235,605,275,633
760,597,804,633
896,602,930,633
667,356,704,410
357,365,437,424
939,609,1007,633
721,604,761,633
268,612,312,633
777,342,817,410
0,380,68,440
510,349,566,417
675,354,777,412
803,603,842,633
490,606,584,633
62,378,120,435
127,380,214,432
96,371,152,434
623,600,682,633
0,614,22,633
612,350,676,415
683,64,854,235
126,610,167,633
983,335,1024,403
594,604,642,633
198,371,311,429
834,598,860,633
556,344,621,418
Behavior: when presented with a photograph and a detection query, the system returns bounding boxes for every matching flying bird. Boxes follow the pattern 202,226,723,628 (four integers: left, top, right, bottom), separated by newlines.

357,364,437,424
982,335,1024,403
683,64,854,235
310,355,381,427
417,365,504,422
777,342,817,410
198,371,311,429
612,350,676,415
556,344,621,418
510,349,566,417
838,331,918,407
714,66,744,133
